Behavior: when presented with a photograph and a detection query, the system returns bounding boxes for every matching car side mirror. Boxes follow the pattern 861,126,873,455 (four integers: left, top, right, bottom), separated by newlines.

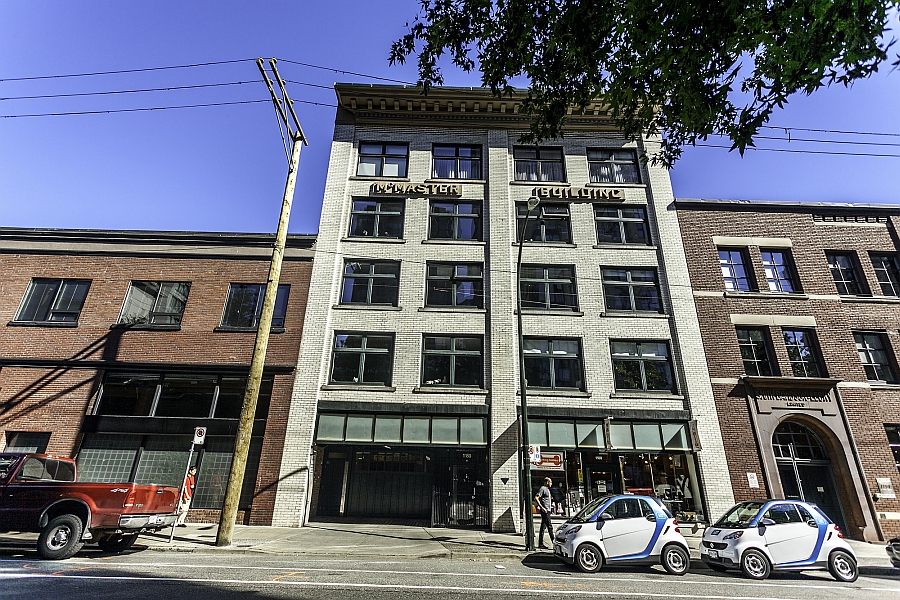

806,519,818,528
758,518,776,527
600,512,614,520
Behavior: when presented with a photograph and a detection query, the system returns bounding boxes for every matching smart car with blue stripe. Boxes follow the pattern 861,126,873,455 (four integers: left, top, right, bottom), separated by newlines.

701,500,857,582
552,494,690,575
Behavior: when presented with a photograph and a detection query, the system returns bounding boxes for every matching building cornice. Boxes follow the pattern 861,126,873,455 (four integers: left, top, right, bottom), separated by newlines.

674,198,900,215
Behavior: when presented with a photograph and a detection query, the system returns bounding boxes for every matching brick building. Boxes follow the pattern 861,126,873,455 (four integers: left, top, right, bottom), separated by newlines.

272,84,734,533
676,199,900,541
0,228,314,525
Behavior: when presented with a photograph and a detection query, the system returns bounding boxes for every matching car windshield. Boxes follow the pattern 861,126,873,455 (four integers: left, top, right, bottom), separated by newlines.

569,495,613,523
714,501,766,528
0,455,18,479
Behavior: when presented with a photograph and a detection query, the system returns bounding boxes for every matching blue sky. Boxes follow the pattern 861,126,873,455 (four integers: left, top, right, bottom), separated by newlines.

2,1,899,235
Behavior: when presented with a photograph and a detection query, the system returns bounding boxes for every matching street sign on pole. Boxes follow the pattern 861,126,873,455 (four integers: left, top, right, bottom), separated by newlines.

528,444,541,464
193,427,207,445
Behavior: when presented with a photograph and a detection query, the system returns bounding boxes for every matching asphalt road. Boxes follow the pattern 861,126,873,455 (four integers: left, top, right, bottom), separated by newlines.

1,548,898,600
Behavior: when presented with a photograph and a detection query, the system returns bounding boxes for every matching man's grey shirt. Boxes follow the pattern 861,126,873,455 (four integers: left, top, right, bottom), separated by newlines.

536,485,552,511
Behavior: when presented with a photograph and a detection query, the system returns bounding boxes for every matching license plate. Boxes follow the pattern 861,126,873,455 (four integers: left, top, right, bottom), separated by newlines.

148,515,161,524
708,550,719,559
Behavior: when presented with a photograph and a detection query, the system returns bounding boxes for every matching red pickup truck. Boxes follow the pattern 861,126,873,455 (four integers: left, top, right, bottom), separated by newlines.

0,453,179,559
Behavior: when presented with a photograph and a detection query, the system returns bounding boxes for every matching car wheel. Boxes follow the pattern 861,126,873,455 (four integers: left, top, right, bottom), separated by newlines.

574,543,603,573
828,550,858,583
707,563,728,573
740,549,771,580
37,515,84,560
661,544,690,575
98,533,140,553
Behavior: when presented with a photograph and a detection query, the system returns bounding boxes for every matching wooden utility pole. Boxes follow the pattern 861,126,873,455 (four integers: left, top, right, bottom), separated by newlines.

216,58,307,547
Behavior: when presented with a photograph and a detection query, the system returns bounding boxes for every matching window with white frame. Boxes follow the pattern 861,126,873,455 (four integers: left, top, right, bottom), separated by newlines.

853,331,897,383
587,149,640,183
871,253,900,296
432,145,482,179
356,142,408,177
513,146,565,182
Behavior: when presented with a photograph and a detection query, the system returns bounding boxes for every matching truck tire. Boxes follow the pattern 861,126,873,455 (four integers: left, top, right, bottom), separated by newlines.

98,533,140,553
37,514,84,560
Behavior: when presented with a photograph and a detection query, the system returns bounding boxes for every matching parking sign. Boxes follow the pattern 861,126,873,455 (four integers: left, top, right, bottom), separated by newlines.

193,427,207,445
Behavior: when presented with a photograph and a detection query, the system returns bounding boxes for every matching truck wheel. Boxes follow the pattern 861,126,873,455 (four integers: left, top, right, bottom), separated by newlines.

98,533,140,553
37,515,84,560
828,550,858,583
661,544,690,575
574,543,603,573
740,549,771,580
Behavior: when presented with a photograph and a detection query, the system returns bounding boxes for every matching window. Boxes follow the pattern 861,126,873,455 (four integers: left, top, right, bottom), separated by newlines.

606,498,647,519
602,268,662,313
513,146,565,182
826,252,864,295
782,329,823,377
221,284,289,329
886,425,900,475
429,201,482,241
422,336,483,387
425,263,483,308
15,278,90,323
4,431,51,453
718,249,752,291
523,338,584,390
340,260,400,306
762,503,803,525
330,333,394,386
517,203,571,243
349,199,404,239
594,206,650,245
432,145,482,179
587,149,640,184
356,142,408,177
761,250,797,293
520,265,578,311
736,327,776,376
611,341,675,392
854,332,897,383
316,414,487,446
118,281,190,325
871,253,900,296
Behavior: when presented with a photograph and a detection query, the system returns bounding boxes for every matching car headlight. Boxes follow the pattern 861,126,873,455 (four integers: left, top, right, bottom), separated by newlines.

568,526,582,535
723,531,743,541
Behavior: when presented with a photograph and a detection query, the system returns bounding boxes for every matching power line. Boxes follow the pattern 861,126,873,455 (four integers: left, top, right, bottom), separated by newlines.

761,125,900,138
0,59,255,83
277,58,415,85
693,143,900,158
0,81,257,101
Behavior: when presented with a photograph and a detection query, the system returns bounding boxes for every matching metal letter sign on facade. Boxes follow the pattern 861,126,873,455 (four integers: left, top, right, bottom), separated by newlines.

193,427,207,445
528,444,541,464
371,182,462,196
532,186,625,200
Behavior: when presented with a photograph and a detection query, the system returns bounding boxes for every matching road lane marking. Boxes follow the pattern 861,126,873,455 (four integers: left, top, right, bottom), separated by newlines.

0,573,828,599
28,560,900,594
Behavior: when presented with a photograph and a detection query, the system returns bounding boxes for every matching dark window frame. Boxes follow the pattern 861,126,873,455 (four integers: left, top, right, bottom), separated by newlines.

601,267,663,313
14,278,91,324
760,249,799,293
853,331,898,384
513,146,566,182
356,142,409,178
782,328,825,378
348,199,405,239
593,205,651,245
523,337,585,391
340,260,401,307
118,281,191,326
425,262,484,309
431,144,483,180
421,335,485,388
610,340,677,393
428,200,483,241
519,264,579,311
330,332,395,387
220,283,290,330
516,202,572,244
587,148,641,184
870,253,900,297
718,248,753,292
736,327,777,376
886,425,900,475
826,251,866,296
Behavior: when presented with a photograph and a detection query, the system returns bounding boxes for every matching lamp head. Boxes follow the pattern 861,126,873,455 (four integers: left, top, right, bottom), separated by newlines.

526,196,541,211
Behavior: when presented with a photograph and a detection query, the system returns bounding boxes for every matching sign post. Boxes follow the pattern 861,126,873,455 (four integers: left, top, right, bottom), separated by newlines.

168,427,206,543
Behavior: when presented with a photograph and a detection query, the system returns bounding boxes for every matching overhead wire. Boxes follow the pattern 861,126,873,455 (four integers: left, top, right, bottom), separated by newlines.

692,143,900,158
0,59,255,82
0,81,259,101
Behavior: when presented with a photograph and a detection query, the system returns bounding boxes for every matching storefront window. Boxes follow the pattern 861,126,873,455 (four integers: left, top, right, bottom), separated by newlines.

576,422,604,448
619,452,703,522
374,416,402,443
548,421,576,447
609,422,634,449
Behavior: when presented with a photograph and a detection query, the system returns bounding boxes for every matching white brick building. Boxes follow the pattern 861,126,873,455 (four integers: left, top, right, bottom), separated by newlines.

272,85,734,533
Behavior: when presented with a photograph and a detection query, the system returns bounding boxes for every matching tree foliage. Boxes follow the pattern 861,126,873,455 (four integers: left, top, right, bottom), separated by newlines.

390,0,897,166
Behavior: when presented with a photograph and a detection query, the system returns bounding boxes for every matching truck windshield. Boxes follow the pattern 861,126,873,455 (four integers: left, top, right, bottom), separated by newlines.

569,495,613,523
714,501,765,528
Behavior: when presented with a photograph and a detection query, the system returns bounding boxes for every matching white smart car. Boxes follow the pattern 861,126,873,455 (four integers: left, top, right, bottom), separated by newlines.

701,500,857,582
553,494,690,575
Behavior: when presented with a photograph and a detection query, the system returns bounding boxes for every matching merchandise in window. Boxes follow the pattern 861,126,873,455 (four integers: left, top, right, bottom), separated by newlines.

356,142,408,177
348,199,404,238
523,338,584,390
425,263,483,308
826,252,865,295
594,206,650,245
601,268,662,312
587,149,640,184
611,341,675,392
520,265,578,311
330,333,394,386
782,329,823,377
429,201,482,241
886,425,900,475
118,281,190,325
854,332,897,383
513,146,565,182
15,278,90,323
761,250,797,293
736,327,775,376
718,249,752,291
432,145,482,179
221,283,289,329
517,203,572,243
421,336,484,387
340,260,400,306
618,452,702,521
871,253,900,296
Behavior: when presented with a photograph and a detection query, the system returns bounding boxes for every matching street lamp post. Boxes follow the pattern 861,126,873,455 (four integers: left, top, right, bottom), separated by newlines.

516,195,541,552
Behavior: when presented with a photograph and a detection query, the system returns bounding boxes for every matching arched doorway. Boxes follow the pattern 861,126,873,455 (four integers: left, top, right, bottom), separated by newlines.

773,421,848,532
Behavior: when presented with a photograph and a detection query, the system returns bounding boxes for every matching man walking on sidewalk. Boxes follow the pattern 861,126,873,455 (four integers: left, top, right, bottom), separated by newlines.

534,477,554,549
176,466,197,527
